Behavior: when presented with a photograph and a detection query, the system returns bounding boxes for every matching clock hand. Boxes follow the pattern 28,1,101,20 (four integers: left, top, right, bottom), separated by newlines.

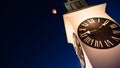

96,25,103,31
86,30,97,34
86,23,108,35
90,29,97,33
102,19,110,26
91,24,105,34
86,20,110,35
97,20,110,30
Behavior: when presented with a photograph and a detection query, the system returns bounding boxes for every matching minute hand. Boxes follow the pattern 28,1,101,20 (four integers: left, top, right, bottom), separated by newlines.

96,20,110,31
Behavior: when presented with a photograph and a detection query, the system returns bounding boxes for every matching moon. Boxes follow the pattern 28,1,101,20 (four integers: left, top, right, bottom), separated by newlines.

52,9,57,14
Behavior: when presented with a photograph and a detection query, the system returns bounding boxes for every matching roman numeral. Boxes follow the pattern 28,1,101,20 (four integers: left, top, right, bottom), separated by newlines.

81,22,89,27
104,40,114,47
94,40,103,47
103,20,110,26
98,18,100,23
113,30,120,34
111,36,120,42
83,36,92,44
79,28,86,31
99,41,103,48
110,24,118,29
87,19,95,23
80,32,88,38
94,40,99,47
90,39,94,46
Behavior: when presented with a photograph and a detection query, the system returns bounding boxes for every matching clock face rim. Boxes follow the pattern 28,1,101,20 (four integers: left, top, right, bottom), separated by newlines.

77,17,120,49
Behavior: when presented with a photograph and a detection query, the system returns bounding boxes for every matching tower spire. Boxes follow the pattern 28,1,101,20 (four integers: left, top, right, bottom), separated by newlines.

64,0,88,12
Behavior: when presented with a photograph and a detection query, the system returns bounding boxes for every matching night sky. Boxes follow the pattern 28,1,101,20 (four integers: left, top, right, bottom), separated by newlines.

2,0,120,68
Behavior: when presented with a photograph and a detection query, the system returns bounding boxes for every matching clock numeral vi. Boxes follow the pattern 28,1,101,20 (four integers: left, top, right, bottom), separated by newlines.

94,40,103,48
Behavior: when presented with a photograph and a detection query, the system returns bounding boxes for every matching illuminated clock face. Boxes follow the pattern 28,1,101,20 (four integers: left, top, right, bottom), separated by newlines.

77,17,120,49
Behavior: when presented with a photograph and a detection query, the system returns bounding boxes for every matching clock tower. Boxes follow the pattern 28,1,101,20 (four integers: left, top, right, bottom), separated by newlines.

63,0,120,68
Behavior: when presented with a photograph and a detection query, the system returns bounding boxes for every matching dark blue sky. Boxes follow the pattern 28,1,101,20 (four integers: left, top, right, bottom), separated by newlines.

2,0,120,68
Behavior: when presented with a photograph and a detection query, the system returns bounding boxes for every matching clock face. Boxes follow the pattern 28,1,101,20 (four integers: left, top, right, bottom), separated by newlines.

77,17,120,49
